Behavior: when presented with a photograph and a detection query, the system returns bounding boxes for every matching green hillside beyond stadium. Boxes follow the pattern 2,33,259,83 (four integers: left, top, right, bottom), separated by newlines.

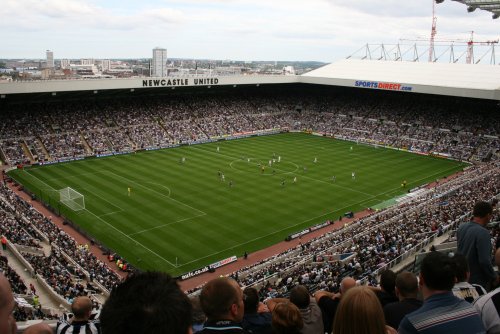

7,133,466,276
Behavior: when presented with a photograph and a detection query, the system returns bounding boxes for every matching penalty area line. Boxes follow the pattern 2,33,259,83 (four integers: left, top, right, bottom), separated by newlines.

23,170,176,267
128,212,207,236
84,208,176,267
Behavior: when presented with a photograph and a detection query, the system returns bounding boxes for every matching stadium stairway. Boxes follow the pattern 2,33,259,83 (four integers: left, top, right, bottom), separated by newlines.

388,229,455,275
20,141,34,164
35,138,51,162
2,246,66,314
79,133,94,155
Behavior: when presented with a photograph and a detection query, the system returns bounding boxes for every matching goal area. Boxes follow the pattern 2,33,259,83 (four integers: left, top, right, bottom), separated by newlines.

59,187,85,211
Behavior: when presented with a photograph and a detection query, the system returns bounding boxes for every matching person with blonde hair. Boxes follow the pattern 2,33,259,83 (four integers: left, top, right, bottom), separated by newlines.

271,302,303,334
332,286,396,334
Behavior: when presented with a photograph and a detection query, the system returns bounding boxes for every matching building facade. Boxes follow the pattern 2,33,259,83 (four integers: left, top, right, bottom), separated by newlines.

152,47,167,77
46,50,54,68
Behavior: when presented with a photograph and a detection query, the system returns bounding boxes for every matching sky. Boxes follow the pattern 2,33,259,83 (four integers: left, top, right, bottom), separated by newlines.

1,0,498,62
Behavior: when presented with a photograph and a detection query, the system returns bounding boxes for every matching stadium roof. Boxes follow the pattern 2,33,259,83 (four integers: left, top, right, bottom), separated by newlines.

1,59,499,101
451,0,500,19
301,59,500,100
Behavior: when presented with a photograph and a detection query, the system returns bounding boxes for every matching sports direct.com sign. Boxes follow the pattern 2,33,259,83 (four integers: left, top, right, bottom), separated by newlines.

354,80,413,92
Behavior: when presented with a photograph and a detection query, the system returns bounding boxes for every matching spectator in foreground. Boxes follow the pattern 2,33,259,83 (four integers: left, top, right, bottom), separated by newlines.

376,269,399,307
383,271,422,329
452,253,486,303
0,273,17,334
271,302,303,334
198,277,248,333
100,272,192,334
315,276,356,334
191,296,206,333
241,287,272,334
267,285,323,334
56,296,100,334
333,286,396,334
23,323,54,334
398,251,485,333
474,248,500,333
457,201,496,291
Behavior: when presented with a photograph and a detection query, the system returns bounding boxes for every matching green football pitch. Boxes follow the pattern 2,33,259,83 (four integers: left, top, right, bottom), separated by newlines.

7,133,466,276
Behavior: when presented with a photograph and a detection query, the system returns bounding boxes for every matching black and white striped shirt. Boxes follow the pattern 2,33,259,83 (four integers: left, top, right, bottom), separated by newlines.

56,319,101,334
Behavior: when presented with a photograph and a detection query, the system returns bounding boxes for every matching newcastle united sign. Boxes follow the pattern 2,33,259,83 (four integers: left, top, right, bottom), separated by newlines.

142,77,219,87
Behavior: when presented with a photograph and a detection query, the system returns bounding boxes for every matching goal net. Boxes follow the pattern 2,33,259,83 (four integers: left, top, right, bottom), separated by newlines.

59,187,85,211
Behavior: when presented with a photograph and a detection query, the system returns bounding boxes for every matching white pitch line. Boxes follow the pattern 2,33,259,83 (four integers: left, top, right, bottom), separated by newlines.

22,149,461,269
33,170,108,182
98,210,123,217
191,145,375,197
102,170,207,216
22,170,175,266
81,187,125,212
25,169,124,213
128,213,206,236
84,207,176,266
176,164,462,267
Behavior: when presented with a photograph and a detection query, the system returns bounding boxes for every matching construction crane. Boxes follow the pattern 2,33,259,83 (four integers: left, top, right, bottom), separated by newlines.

465,31,499,64
400,33,498,64
429,0,440,62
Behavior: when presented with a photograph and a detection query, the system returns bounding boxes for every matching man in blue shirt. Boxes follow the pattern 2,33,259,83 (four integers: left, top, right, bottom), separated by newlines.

398,251,485,334
457,201,496,291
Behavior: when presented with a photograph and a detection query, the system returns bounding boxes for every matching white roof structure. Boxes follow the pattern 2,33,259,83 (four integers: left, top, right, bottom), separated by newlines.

1,59,499,100
301,59,500,100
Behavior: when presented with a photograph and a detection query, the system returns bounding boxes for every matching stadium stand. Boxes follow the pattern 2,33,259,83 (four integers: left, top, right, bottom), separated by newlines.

0,87,498,332
1,91,498,165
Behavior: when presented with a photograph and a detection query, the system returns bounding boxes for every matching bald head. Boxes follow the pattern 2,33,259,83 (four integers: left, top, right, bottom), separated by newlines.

0,274,17,334
340,277,356,294
72,296,92,320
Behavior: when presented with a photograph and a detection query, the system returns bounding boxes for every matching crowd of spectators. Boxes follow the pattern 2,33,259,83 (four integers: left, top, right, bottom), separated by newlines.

0,92,498,332
22,251,86,303
0,183,122,307
1,93,498,165
0,197,43,249
0,255,27,295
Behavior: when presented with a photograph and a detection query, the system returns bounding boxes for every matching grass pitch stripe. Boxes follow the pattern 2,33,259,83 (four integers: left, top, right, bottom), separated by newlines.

22,170,176,267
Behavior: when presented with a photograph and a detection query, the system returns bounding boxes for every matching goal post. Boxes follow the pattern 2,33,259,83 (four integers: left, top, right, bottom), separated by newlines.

59,187,85,211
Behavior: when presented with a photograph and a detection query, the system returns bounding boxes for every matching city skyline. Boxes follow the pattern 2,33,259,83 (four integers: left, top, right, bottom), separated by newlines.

1,0,499,62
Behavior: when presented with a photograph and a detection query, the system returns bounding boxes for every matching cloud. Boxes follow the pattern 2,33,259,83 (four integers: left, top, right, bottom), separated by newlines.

0,0,184,31
0,0,498,61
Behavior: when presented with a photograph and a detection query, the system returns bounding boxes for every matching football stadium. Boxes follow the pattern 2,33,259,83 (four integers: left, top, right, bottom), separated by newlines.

1,1,500,333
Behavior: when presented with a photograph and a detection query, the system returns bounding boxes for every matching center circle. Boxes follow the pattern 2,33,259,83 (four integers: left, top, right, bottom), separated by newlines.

230,158,298,175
